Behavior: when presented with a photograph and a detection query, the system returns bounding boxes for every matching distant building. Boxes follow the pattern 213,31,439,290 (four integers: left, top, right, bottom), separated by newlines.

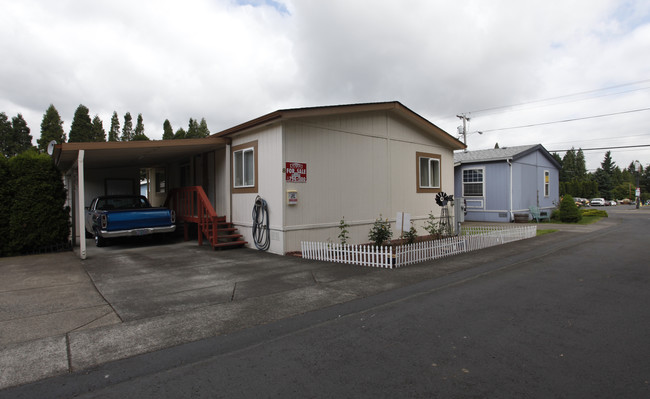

454,144,560,222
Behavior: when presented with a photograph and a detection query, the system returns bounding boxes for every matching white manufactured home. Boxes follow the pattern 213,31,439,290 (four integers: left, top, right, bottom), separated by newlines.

54,102,465,257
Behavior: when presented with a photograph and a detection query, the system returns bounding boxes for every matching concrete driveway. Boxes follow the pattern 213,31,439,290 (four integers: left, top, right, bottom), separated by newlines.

1,210,630,390
82,238,377,322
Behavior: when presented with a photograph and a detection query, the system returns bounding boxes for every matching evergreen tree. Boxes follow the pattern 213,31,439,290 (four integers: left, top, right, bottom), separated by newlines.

198,118,210,137
575,149,587,179
91,115,106,142
134,113,145,136
0,112,11,158
601,151,616,175
7,114,33,157
186,118,201,138
132,113,149,141
551,152,563,169
108,111,120,142
593,151,617,200
561,148,577,181
68,105,93,142
173,128,186,139
37,104,66,152
162,119,174,140
121,112,133,141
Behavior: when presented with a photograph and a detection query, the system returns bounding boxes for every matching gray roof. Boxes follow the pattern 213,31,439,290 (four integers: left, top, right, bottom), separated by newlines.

454,144,560,168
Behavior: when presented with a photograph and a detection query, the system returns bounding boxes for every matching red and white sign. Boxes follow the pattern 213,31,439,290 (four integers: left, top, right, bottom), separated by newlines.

286,162,307,183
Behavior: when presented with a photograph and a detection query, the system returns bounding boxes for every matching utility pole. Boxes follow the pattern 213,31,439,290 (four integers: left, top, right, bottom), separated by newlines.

456,114,470,146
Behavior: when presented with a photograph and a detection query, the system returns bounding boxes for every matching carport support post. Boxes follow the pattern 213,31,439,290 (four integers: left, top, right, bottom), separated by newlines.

77,150,87,260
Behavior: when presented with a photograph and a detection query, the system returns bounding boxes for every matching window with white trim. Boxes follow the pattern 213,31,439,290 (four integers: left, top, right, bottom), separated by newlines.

544,170,550,197
463,168,484,197
416,152,442,193
232,140,258,193
234,147,254,187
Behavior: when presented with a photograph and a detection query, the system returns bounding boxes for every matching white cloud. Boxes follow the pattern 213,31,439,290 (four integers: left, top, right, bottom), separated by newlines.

0,0,648,170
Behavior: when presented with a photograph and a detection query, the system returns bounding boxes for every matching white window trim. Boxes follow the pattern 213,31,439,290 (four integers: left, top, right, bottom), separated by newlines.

419,156,441,189
462,167,485,197
233,146,255,188
231,140,258,194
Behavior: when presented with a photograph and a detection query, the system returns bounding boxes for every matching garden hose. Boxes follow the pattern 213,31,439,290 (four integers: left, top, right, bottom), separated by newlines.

252,196,270,251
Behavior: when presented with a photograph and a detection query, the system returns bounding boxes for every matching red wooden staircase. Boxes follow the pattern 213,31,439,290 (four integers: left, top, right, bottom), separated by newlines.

164,186,247,249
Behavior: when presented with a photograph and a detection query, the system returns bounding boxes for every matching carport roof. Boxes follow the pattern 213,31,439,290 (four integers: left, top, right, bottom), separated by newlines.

53,137,229,171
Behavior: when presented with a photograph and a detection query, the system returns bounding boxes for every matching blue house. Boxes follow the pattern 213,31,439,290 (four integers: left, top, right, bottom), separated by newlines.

454,144,560,222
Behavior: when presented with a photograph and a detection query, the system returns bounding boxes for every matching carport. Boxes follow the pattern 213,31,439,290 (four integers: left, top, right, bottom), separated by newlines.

52,137,230,259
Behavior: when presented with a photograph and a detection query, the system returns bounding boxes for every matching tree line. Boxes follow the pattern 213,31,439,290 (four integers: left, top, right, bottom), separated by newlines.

553,148,649,202
1,104,212,158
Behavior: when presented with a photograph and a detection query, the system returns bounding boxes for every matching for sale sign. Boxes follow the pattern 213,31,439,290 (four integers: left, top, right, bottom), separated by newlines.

286,162,307,183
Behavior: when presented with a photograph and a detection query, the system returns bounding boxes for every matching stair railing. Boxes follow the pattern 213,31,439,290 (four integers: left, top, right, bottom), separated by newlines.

164,186,218,246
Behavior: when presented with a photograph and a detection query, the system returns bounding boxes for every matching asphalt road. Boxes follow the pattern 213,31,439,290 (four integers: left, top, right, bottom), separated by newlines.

5,208,650,398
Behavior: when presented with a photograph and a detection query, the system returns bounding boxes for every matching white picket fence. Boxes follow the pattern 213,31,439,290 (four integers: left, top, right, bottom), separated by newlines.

301,225,537,269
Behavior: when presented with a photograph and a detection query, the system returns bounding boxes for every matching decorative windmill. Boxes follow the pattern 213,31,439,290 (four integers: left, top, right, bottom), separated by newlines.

435,192,454,236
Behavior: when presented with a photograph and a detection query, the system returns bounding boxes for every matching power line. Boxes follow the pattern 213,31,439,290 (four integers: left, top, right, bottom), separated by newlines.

548,144,650,153
471,86,650,118
479,107,650,133
466,78,650,115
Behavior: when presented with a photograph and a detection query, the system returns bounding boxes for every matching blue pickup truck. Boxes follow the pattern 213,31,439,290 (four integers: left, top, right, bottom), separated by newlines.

85,195,176,247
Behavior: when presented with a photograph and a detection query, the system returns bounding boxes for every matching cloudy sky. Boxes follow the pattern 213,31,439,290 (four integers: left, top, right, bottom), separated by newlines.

1,0,649,171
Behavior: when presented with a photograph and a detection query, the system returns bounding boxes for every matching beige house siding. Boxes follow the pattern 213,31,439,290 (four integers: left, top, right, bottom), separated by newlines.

230,125,285,254
280,111,455,253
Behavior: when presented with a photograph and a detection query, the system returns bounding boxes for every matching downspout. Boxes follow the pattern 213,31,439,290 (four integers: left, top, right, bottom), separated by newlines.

77,150,86,260
507,158,513,222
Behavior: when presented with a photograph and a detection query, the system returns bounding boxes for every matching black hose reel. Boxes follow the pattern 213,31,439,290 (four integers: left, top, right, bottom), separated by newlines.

252,196,270,251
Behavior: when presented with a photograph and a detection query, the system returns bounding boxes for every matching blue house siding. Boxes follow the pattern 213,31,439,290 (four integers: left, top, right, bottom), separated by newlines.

454,144,560,223
456,162,511,223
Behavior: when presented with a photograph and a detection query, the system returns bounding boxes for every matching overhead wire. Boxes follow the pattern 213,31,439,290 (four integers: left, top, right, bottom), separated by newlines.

433,78,650,124
478,107,650,133
466,78,650,115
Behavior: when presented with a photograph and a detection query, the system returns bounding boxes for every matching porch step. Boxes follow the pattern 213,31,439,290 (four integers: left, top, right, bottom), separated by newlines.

165,186,248,250
212,240,248,249
215,234,243,240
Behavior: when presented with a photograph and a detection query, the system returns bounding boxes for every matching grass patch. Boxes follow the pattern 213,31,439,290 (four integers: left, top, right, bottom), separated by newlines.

549,208,607,225
576,215,603,225
581,209,608,217
536,229,558,236
577,208,607,225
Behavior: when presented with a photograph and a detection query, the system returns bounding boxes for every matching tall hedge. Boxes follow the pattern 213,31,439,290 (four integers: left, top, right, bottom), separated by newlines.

1,151,70,256
0,157,10,256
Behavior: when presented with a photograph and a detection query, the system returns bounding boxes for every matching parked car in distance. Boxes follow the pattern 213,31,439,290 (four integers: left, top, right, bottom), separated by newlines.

590,198,606,206
85,195,176,247
573,197,589,207
608,200,617,206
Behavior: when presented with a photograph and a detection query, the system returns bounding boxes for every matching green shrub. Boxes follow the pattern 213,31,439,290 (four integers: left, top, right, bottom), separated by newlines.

581,209,608,217
338,217,350,245
368,215,392,247
559,194,582,223
550,208,560,221
402,225,418,244
4,151,70,255
424,212,442,236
